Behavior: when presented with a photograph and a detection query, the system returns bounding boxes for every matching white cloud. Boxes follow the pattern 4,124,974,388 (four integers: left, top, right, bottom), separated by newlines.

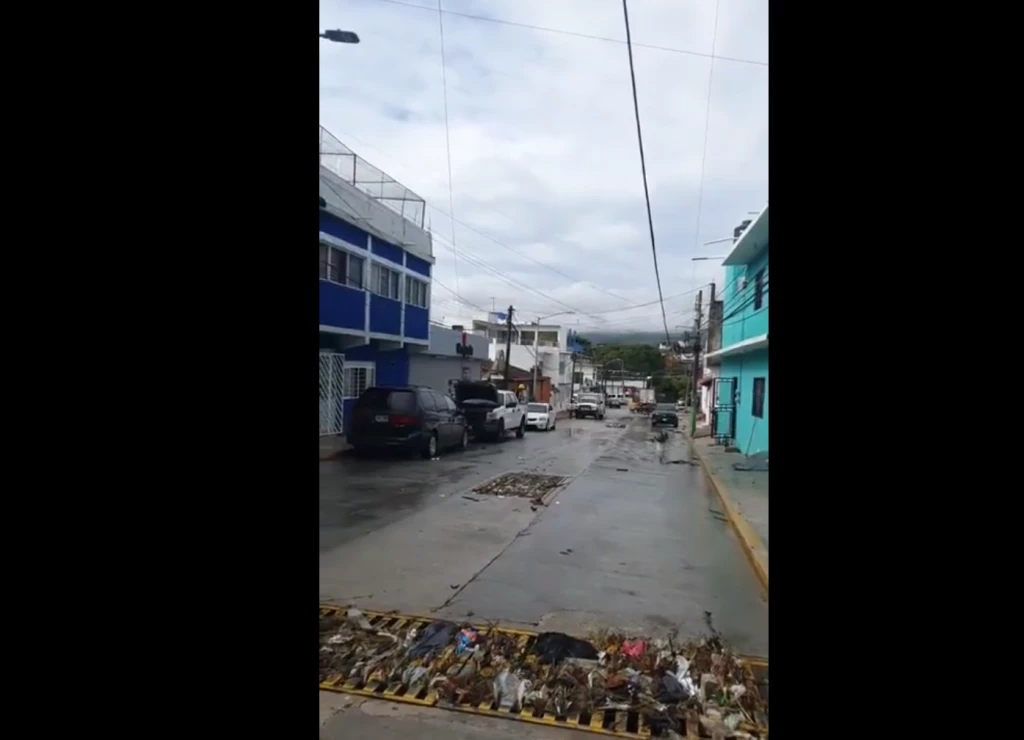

320,0,768,334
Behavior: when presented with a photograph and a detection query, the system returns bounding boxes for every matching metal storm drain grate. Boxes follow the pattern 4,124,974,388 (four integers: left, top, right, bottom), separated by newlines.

472,473,567,501
319,605,768,739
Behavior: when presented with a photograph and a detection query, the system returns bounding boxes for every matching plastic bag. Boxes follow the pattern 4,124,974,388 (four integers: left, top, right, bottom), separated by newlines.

408,620,459,658
622,639,646,658
532,632,599,664
346,608,374,630
493,670,522,708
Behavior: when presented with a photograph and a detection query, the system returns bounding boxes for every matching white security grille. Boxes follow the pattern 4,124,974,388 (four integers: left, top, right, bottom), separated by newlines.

319,352,345,436
344,362,376,399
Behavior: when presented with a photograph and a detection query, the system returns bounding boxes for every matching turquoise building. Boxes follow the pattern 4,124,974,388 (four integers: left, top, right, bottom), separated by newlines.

706,205,768,455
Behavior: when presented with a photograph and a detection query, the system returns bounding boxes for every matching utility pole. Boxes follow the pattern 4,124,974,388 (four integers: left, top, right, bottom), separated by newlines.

531,318,541,402
569,352,577,415
503,306,515,392
689,289,703,436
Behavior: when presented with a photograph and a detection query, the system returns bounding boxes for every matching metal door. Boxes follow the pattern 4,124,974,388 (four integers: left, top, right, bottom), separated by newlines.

711,376,737,444
319,352,345,436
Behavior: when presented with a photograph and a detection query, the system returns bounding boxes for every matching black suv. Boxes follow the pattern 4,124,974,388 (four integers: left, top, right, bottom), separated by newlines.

348,386,469,458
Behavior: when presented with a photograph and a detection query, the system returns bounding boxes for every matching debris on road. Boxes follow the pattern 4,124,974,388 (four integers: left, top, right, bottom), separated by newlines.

320,607,769,738
462,495,481,502
473,472,567,504
606,422,627,428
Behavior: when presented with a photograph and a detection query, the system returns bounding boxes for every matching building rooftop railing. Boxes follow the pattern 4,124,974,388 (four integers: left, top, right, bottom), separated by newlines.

319,125,426,228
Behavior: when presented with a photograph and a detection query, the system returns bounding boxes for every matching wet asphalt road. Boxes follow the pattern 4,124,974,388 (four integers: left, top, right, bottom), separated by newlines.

319,408,768,657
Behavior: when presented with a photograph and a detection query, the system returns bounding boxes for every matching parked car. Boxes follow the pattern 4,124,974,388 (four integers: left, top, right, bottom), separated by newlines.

525,402,556,431
349,386,468,458
574,392,605,420
651,403,679,428
453,380,527,442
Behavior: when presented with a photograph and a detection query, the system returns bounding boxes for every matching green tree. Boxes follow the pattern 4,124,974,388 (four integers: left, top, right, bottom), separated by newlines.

592,344,664,377
653,375,690,402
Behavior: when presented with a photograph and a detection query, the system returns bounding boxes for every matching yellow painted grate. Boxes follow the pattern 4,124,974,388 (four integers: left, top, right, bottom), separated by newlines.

319,605,767,739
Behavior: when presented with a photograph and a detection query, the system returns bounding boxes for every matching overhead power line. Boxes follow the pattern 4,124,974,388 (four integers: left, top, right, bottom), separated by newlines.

621,0,670,347
436,0,460,295
329,127,642,307
374,0,768,67
691,0,720,256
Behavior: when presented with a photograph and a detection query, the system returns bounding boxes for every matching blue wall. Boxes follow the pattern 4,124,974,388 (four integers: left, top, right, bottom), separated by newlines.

369,295,402,335
320,281,365,330
342,344,411,433
371,236,404,267
722,247,769,348
406,253,431,277
320,209,435,341
404,305,429,340
320,212,369,251
720,349,769,455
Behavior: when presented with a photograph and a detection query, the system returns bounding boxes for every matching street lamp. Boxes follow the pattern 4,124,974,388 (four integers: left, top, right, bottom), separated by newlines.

320,29,360,43
691,256,726,262
532,311,575,401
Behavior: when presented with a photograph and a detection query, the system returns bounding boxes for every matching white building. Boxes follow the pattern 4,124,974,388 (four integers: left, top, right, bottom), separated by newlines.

699,287,724,427
408,326,489,396
470,313,576,408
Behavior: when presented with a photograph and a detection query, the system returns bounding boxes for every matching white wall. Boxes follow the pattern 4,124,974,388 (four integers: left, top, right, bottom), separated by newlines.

319,165,433,262
408,355,485,395
429,326,488,358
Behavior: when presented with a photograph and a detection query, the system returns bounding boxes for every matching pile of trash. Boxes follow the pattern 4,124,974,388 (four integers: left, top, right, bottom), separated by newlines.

472,473,566,502
319,609,768,738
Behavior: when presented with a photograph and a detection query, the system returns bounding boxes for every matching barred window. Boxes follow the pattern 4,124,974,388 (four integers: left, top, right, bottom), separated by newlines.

405,277,428,308
344,364,376,399
319,242,365,289
372,264,401,300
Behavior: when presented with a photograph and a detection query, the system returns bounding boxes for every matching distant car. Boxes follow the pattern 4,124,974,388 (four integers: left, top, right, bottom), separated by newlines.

525,402,556,431
607,395,622,408
349,386,468,458
574,393,605,420
651,403,679,428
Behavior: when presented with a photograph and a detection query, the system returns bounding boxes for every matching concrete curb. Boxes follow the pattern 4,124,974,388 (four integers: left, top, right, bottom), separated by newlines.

320,438,354,461
689,442,769,595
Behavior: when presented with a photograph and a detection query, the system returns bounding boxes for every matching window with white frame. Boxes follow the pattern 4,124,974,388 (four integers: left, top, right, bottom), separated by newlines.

319,242,365,290
344,363,376,399
405,277,428,308
371,263,401,300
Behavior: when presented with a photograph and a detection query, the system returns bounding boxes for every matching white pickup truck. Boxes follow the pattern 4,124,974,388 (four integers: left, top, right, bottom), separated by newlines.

454,381,527,441
573,392,606,420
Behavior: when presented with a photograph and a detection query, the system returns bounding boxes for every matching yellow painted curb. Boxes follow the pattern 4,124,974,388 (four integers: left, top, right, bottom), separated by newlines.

691,445,769,595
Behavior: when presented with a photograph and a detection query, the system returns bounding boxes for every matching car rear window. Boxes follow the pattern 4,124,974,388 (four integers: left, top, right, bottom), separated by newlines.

356,388,417,413
527,404,547,412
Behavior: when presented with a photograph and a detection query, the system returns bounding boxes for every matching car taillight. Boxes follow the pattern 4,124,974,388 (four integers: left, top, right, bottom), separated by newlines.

390,414,418,426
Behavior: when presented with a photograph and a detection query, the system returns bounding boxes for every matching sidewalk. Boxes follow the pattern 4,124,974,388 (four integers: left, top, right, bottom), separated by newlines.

320,435,353,461
688,436,769,593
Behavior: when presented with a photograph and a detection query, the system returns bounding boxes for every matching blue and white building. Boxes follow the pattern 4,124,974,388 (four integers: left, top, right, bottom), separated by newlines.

318,127,435,436
705,205,768,455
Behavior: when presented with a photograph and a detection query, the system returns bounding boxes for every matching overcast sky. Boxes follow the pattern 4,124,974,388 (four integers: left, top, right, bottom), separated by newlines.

319,0,768,335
